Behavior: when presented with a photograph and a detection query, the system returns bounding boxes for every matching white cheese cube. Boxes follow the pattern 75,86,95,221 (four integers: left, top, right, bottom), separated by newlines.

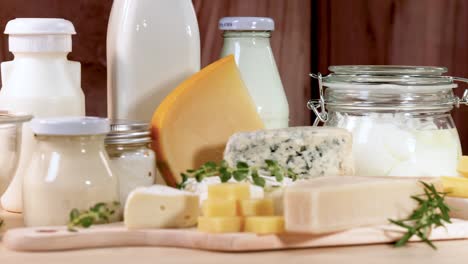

124,185,199,229
284,176,431,234
223,127,354,178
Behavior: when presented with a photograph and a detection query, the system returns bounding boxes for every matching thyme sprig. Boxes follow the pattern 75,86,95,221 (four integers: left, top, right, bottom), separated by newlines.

177,160,298,189
67,202,120,232
389,181,451,249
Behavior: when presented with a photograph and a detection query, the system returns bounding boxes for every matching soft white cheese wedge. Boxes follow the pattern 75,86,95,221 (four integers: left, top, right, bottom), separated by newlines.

284,176,435,234
124,185,199,229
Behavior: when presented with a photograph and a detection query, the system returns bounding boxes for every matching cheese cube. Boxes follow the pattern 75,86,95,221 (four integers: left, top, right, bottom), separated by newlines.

124,185,199,229
239,199,274,216
202,199,238,217
458,156,468,178
265,187,285,215
197,217,243,233
244,216,285,235
284,176,430,234
208,183,250,201
441,176,468,198
223,127,354,178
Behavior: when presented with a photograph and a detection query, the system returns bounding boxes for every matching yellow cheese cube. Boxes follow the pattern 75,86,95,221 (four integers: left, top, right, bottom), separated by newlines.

240,199,274,216
197,217,243,233
208,183,250,201
441,176,468,198
244,216,285,235
458,156,468,178
202,199,238,217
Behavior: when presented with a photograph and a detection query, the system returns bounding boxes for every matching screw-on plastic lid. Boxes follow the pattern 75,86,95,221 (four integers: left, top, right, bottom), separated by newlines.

31,117,110,136
5,18,76,52
219,17,275,31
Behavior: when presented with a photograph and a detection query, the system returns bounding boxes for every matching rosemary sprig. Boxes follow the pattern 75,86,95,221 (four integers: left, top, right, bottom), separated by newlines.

389,181,451,249
178,159,298,189
67,202,120,232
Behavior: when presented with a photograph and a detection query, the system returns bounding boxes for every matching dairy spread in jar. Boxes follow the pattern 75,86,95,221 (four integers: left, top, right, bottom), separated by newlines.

309,66,468,177
23,117,118,227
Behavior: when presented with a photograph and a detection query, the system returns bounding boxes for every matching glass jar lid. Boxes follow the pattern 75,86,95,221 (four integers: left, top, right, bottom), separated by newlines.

308,65,468,125
323,65,456,87
105,120,151,145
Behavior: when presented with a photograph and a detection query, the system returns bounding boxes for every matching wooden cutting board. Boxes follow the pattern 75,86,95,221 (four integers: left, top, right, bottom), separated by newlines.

4,219,468,252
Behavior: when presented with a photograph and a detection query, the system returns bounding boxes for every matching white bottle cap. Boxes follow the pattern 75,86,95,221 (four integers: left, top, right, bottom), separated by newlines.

31,117,110,136
219,17,275,31
4,18,76,53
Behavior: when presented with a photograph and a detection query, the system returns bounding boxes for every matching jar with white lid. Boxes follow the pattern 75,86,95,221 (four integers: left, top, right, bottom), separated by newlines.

105,121,157,206
309,66,468,177
23,117,119,227
219,17,289,129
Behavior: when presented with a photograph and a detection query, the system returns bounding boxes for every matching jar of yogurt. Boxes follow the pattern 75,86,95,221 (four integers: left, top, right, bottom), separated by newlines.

105,121,157,206
309,66,468,177
23,117,119,227
219,17,289,129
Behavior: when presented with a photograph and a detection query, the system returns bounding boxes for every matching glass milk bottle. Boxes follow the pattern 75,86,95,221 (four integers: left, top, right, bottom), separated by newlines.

107,0,200,122
219,17,289,128
23,117,118,227
0,18,85,212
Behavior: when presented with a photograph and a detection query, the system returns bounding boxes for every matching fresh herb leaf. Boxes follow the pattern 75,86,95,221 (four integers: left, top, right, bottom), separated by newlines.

179,159,298,189
67,202,120,232
389,182,451,250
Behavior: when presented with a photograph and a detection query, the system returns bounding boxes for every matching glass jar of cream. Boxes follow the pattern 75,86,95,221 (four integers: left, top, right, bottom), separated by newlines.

309,66,468,177
23,117,118,227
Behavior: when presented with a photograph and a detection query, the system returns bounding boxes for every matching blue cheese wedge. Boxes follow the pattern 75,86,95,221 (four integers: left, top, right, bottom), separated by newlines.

223,127,354,178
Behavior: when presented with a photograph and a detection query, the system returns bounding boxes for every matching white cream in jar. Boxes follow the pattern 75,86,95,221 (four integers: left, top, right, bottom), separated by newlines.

105,121,157,206
310,66,467,177
23,117,119,227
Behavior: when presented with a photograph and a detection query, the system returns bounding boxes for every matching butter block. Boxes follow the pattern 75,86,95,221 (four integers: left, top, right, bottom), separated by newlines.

208,183,250,201
441,176,468,198
458,156,468,177
284,176,429,234
240,199,274,216
124,185,199,229
244,216,285,235
197,217,243,233
202,199,238,217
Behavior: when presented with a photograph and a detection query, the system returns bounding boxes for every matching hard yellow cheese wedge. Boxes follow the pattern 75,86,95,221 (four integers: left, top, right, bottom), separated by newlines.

239,199,274,216
197,217,243,233
208,183,250,201
244,216,285,235
441,176,468,198
151,55,265,187
202,199,237,217
458,156,468,178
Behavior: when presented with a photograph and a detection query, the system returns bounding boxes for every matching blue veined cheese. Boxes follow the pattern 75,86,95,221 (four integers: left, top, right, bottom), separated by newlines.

223,127,354,178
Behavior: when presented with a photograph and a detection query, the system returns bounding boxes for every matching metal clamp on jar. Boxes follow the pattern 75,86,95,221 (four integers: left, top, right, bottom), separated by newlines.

308,66,468,177
105,121,158,206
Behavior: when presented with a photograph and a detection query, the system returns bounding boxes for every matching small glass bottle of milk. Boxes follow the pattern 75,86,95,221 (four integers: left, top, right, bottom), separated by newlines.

219,17,289,129
0,18,85,213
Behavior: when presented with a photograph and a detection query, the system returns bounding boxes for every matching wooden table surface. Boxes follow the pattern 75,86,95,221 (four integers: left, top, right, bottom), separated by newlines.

1,239,467,264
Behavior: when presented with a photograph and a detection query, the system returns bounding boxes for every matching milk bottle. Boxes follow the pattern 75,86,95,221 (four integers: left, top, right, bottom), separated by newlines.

107,0,200,122
0,18,85,212
219,17,290,129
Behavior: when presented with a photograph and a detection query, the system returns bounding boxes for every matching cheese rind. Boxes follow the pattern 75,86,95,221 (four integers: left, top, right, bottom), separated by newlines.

151,55,264,187
202,199,238,217
284,176,429,234
223,127,354,178
124,185,199,229
197,217,243,233
244,216,285,235
207,183,250,201
239,199,274,216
